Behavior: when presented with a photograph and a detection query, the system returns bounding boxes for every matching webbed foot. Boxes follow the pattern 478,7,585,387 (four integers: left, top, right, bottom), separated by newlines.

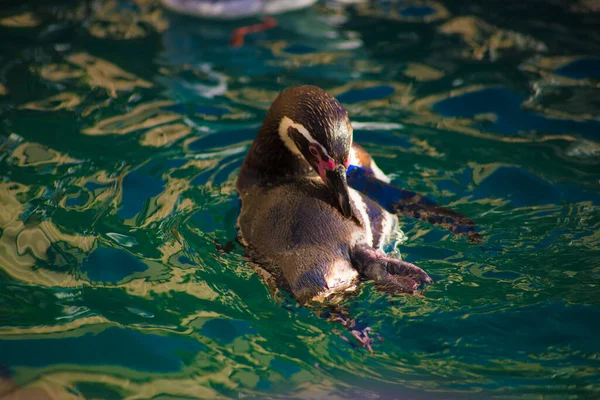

351,245,433,294
318,305,374,351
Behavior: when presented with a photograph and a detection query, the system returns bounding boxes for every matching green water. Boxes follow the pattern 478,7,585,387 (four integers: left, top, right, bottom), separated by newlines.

1,0,599,398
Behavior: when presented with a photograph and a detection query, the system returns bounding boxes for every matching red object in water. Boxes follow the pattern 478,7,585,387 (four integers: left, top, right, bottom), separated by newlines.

229,16,278,47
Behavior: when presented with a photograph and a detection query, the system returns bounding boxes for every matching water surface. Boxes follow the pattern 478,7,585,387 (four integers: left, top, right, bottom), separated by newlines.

0,0,599,398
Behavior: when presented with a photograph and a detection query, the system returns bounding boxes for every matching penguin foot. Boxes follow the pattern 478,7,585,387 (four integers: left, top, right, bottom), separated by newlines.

351,245,433,294
318,305,374,351
338,324,374,352
229,16,278,47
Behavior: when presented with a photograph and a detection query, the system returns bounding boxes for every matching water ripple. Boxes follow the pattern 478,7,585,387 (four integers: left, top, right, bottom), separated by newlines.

0,0,599,398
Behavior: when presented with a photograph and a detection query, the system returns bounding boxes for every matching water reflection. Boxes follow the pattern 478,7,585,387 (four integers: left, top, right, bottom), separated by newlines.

0,0,599,398
439,16,547,61
355,0,449,23
66,52,154,97
83,100,182,136
0,11,40,28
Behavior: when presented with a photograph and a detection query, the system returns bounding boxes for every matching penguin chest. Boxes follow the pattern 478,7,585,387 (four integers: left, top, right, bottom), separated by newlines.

348,188,398,250
319,259,360,300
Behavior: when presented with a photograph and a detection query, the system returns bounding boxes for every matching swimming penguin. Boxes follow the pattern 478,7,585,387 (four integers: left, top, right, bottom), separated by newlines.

236,85,433,303
161,0,318,19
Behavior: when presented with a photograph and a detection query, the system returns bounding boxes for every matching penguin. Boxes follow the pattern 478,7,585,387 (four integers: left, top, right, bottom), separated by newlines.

161,0,318,20
236,85,433,303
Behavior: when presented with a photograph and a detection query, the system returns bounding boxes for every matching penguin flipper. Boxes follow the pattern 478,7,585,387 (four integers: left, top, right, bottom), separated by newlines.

346,164,482,243
349,143,391,183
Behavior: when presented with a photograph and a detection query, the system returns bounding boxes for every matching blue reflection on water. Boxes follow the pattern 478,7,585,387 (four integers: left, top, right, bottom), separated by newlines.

82,247,148,283
556,58,600,79
434,87,600,140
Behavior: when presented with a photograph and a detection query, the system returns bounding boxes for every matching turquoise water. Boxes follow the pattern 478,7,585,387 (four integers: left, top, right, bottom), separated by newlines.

1,0,599,398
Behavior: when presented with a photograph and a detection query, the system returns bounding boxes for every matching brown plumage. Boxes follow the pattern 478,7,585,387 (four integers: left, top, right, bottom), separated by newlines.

237,85,432,303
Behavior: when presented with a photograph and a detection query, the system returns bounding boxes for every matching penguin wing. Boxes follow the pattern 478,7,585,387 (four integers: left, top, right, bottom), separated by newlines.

349,143,391,183
347,144,481,243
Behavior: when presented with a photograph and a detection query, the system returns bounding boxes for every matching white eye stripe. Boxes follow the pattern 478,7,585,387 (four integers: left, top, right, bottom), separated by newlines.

278,118,303,157
278,116,331,159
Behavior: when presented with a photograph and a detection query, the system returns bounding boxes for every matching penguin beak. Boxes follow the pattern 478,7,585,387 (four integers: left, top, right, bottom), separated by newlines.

326,165,353,218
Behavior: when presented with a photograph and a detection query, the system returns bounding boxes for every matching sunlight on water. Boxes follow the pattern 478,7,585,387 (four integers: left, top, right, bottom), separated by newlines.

0,0,599,398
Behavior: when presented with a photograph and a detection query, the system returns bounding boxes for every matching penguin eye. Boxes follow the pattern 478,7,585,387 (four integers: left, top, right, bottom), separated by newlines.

309,147,319,157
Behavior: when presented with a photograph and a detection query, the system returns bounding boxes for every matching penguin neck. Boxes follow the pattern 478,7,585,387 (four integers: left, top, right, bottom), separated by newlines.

239,114,315,187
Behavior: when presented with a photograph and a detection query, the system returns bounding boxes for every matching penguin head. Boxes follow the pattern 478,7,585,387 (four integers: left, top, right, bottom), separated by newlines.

271,85,354,218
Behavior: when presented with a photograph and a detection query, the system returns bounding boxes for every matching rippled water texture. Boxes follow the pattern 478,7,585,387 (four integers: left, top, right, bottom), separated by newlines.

1,0,599,398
